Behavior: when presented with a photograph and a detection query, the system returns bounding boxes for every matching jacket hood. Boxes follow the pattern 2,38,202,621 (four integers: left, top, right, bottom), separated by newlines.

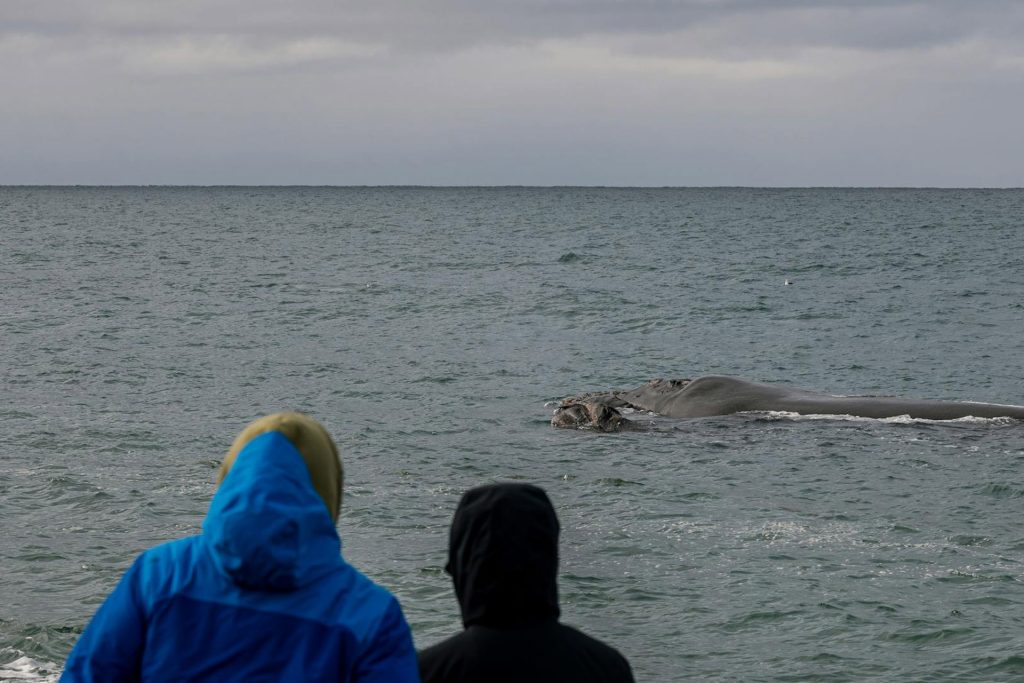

203,429,342,591
446,483,561,628
219,412,343,521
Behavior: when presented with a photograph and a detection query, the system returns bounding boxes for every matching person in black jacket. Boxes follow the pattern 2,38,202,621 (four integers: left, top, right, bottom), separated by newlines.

418,482,634,683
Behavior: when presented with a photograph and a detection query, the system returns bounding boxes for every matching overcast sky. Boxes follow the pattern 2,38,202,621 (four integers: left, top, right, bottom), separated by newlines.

2,0,1022,185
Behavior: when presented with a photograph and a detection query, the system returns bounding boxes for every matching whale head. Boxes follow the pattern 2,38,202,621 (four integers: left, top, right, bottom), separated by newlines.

551,401,633,432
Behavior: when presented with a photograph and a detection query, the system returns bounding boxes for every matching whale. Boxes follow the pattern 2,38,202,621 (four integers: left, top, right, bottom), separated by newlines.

551,375,1024,431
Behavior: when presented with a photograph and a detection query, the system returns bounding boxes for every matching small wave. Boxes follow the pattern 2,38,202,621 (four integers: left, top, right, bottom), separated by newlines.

979,482,1024,498
411,375,456,384
884,626,974,644
947,534,993,547
557,252,580,263
974,655,1024,676
796,652,847,663
963,596,1017,606
935,569,1019,584
680,491,718,501
716,609,803,633
594,477,644,488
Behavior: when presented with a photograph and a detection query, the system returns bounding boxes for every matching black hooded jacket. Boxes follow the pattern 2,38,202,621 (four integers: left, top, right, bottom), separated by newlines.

418,483,634,683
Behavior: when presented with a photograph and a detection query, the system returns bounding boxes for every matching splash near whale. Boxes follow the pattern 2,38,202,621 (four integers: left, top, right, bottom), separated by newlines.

551,375,1024,431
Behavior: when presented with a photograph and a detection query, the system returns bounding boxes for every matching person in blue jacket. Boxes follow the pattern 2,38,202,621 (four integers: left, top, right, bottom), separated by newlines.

62,412,419,682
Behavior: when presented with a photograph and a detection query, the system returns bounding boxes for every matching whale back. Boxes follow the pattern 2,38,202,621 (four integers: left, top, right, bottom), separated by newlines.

555,375,1024,424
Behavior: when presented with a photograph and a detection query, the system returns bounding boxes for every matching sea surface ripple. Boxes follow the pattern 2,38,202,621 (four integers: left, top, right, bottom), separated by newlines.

2,187,1023,681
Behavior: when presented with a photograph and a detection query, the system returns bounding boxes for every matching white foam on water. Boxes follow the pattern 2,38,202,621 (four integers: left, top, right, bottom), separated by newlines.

747,410,1017,425
0,656,59,683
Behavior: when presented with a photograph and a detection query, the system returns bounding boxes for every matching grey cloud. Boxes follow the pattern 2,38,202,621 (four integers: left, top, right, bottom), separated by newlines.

2,0,1022,186
4,0,1022,55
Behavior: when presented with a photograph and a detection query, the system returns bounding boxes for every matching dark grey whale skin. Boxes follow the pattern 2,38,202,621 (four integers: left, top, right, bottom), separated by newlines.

563,376,1024,422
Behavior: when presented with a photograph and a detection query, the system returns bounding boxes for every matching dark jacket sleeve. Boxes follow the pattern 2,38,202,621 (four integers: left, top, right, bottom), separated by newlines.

61,556,148,682
354,596,420,683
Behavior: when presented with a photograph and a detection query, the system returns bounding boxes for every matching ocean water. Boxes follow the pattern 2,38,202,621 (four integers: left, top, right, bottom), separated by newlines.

2,186,1023,681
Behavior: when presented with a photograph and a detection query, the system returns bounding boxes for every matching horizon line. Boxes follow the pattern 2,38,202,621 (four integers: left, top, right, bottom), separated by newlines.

2,184,1022,190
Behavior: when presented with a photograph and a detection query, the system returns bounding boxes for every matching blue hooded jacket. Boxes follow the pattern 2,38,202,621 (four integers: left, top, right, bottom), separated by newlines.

62,430,418,682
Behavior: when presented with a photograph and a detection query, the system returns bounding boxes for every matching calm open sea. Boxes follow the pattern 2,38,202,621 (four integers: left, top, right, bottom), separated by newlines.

2,187,1023,681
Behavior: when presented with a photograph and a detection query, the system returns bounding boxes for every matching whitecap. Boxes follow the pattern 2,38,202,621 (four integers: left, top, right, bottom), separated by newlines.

0,655,59,682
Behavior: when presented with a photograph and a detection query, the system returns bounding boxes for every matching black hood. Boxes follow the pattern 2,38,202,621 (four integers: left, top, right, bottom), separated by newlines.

446,483,561,628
